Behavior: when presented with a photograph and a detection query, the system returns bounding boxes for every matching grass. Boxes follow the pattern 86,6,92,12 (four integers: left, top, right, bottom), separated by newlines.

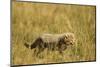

11,1,96,65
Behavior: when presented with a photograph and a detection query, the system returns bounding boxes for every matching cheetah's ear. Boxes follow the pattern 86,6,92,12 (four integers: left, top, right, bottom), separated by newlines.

64,35,68,40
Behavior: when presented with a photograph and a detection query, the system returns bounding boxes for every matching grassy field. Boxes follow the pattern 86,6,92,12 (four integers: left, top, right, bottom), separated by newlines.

11,1,96,65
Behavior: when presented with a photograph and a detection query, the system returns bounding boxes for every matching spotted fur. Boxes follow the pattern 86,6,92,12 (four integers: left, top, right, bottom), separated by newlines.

24,33,75,55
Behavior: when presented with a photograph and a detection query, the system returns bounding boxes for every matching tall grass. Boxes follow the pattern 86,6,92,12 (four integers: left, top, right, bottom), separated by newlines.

12,1,96,65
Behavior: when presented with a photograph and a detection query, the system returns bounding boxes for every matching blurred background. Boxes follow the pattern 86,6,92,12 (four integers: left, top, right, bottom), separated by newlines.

12,1,96,65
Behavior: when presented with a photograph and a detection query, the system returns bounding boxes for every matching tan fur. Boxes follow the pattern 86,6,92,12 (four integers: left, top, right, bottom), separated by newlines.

24,33,75,56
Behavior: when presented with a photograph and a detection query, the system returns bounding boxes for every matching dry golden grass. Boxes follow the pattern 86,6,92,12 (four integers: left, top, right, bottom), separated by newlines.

11,1,96,66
